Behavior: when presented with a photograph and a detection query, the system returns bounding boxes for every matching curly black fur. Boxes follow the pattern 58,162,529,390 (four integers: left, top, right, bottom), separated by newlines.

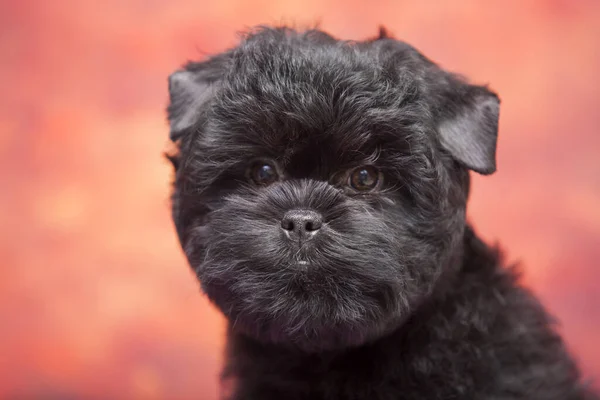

166,26,597,399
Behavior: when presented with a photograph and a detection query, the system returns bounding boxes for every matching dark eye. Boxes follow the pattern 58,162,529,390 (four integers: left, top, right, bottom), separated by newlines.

249,162,279,186
349,166,380,191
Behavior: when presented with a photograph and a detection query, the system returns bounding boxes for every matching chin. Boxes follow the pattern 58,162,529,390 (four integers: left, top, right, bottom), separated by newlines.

201,268,404,352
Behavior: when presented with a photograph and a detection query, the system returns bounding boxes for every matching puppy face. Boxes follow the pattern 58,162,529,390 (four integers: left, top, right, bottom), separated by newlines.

167,27,499,352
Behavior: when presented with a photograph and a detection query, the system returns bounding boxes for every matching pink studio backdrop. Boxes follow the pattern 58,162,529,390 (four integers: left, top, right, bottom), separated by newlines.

1,0,599,398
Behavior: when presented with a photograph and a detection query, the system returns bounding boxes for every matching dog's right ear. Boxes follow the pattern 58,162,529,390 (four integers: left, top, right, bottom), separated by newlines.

167,55,229,141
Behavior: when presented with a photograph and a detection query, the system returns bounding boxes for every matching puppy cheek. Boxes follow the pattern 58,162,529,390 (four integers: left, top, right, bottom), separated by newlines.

343,206,441,312
323,214,408,312
195,213,286,282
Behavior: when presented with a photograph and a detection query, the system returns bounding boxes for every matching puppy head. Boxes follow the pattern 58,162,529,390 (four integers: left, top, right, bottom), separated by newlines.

167,27,500,352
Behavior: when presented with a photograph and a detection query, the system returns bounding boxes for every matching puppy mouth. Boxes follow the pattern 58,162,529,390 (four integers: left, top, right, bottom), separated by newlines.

293,259,311,271
288,256,312,272
288,241,317,266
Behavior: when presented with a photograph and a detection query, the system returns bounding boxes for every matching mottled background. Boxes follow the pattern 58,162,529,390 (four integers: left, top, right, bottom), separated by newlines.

1,0,599,399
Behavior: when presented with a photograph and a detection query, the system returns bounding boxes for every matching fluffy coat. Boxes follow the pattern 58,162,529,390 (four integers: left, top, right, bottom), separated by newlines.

166,26,596,399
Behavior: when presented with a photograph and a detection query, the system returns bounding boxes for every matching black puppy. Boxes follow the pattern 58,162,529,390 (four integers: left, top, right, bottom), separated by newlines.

166,26,597,399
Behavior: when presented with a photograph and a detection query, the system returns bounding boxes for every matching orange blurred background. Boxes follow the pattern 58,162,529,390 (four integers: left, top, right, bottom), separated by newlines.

1,0,599,398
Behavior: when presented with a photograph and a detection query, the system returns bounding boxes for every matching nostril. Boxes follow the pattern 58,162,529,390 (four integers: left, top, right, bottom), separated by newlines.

281,219,295,231
305,219,321,232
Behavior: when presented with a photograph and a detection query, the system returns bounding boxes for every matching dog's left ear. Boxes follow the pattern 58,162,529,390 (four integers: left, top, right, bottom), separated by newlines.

167,54,229,141
436,81,500,175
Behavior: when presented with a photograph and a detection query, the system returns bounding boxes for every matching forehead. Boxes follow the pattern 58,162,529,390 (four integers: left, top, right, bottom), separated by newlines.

203,30,428,169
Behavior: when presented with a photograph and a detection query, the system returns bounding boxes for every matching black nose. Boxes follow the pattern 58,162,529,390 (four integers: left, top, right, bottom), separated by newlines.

281,209,322,242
